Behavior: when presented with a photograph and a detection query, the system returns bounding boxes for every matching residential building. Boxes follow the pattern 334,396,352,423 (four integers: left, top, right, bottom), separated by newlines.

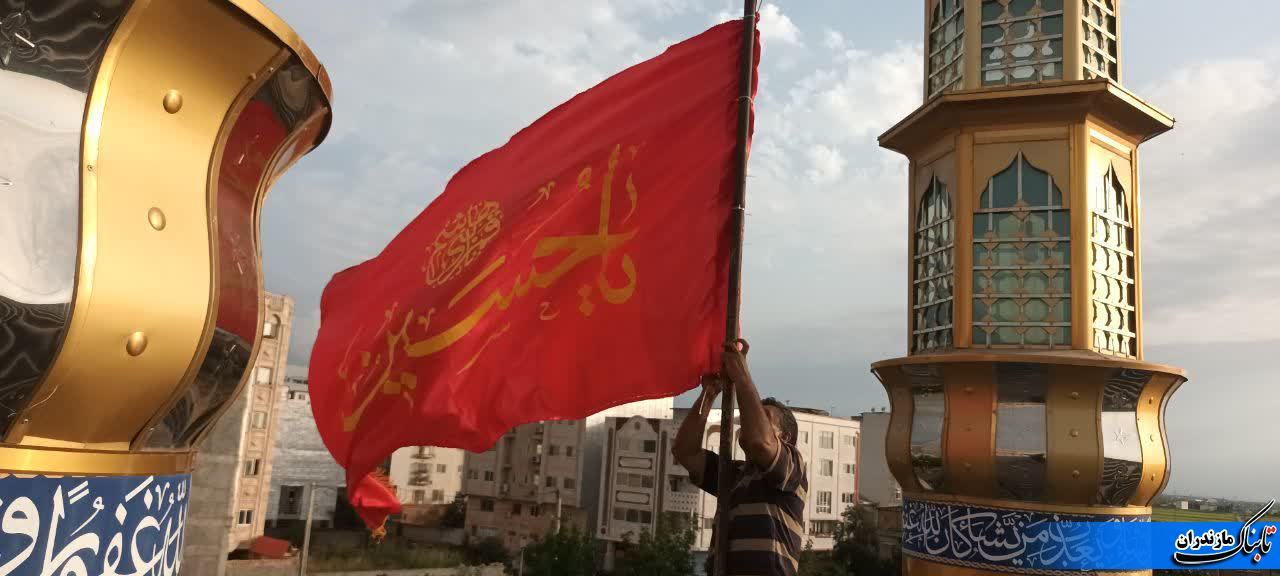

594,407,860,568
388,445,467,524
462,398,672,551
266,368,347,529
856,410,901,507
186,292,293,576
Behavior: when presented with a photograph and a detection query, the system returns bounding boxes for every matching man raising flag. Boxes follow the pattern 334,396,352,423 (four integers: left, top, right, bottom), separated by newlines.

308,9,762,540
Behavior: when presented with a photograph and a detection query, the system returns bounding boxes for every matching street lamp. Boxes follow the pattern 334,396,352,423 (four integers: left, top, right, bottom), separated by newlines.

298,483,323,576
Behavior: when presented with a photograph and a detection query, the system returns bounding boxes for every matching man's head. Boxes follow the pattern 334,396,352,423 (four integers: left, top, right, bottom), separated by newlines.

762,397,798,446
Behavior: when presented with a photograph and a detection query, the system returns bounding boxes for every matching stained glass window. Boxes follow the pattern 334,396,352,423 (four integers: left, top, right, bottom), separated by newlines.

928,0,966,97
1082,0,1119,81
1091,163,1136,356
913,176,955,353
973,153,1071,348
980,0,1065,87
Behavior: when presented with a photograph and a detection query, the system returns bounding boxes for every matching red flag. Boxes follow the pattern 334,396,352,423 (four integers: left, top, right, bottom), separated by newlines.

309,19,760,530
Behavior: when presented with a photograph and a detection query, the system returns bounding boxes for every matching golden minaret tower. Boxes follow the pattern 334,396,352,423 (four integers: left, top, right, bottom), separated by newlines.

873,1,1185,573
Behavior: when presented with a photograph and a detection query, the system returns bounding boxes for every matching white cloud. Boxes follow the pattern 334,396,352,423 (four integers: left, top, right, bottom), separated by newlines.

1135,48,1280,346
712,3,801,47
805,144,847,184
823,29,847,51
759,4,802,46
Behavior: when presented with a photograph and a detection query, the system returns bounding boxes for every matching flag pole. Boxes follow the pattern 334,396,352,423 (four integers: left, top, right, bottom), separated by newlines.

715,1,758,575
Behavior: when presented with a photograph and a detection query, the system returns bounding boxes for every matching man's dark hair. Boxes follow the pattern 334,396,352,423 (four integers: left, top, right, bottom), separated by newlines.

762,397,798,446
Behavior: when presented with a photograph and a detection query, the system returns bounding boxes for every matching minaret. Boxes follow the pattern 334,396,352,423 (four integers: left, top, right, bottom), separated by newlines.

873,1,1185,573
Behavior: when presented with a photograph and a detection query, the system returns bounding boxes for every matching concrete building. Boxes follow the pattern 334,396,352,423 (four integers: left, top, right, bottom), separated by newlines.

185,292,294,576
266,369,347,529
855,410,901,507
388,445,467,524
462,398,672,551
594,407,860,567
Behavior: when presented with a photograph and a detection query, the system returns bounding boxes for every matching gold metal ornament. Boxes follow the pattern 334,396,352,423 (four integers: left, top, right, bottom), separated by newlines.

162,89,183,113
0,0,331,572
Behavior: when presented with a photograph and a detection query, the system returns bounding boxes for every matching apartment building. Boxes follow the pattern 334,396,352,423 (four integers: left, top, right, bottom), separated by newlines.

855,410,901,507
388,445,467,523
266,372,346,529
594,407,860,566
462,398,672,551
186,293,293,576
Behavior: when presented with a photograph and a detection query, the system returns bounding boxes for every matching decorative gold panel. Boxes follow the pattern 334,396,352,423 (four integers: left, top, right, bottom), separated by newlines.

873,354,1184,509
940,363,995,496
0,0,331,475
11,0,280,450
1045,363,1102,504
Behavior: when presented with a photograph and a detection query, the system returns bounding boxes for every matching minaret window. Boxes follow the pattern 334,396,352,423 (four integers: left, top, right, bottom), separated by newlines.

1097,369,1148,505
994,364,1048,501
973,153,1071,348
980,0,1065,86
928,0,966,97
907,366,945,491
1082,0,1118,80
913,176,954,353
1091,163,1136,357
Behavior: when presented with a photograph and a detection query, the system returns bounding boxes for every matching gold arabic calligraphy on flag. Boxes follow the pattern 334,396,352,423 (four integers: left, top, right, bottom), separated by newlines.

338,143,643,432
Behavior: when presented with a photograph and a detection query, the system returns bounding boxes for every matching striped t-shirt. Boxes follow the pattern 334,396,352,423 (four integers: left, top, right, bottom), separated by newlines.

693,443,808,576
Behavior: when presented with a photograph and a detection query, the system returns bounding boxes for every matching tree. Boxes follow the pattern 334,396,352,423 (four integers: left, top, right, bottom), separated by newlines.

442,492,466,529
798,538,844,576
830,505,898,576
520,527,595,576
614,512,698,576
462,537,508,567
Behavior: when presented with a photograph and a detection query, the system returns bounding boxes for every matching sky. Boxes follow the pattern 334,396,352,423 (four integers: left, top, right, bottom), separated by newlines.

258,1,1280,501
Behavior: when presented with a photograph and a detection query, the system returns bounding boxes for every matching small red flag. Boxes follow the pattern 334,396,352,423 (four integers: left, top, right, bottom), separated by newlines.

309,19,760,530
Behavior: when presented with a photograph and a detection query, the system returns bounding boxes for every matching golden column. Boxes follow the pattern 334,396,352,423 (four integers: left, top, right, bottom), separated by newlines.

872,1,1185,573
0,1,329,573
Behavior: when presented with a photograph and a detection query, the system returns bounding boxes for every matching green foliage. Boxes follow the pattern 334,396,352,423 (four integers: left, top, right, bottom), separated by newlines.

442,492,467,529
798,505,899,576
797,539,843,576
614,512,698,576
463,536,509,567
519,527,595,576
306,542,464,572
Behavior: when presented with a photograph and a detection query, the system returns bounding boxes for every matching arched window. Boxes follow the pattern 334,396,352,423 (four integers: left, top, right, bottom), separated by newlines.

913,175,954,352
1082,0,1118,81
973,153,1071,348
980,0,1065,86
263,314,281,339
1091,163,1135,357
928,0,965,97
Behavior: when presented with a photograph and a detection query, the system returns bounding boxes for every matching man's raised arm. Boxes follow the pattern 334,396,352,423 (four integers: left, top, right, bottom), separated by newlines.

722,343,779,471
673,375,721,487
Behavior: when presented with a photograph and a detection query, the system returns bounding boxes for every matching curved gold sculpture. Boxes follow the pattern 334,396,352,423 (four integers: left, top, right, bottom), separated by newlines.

874,1,1184,574
0,1,330,573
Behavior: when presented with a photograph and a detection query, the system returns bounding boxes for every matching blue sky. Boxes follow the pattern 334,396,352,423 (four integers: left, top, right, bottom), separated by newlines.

259,1,1280,500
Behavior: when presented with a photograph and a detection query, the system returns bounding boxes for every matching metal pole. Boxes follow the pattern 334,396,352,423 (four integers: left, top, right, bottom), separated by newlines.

299,483,316,576
554,489,562,534
714,2,757,576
